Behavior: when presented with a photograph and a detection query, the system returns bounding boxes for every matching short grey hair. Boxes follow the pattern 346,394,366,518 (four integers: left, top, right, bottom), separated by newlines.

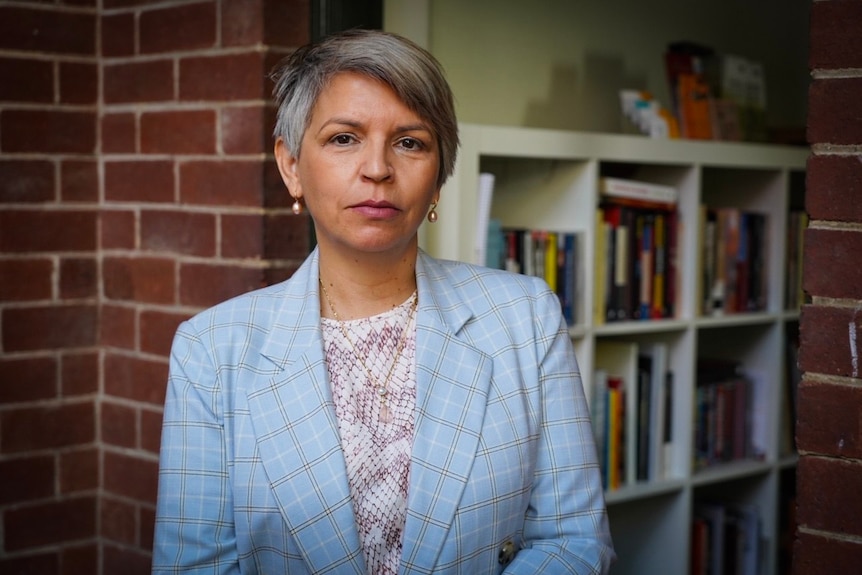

271,29,459,189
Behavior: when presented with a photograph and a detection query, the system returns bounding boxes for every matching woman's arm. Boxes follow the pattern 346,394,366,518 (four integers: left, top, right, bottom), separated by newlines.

505,289,616,574
152,322,241,575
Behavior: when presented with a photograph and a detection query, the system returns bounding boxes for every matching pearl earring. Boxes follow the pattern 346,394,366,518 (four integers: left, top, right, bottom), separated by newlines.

427,202,438,223
292,197,302,215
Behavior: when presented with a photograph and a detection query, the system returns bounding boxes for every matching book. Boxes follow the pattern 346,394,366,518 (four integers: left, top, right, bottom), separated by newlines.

595,341,639,488
600,177,678,207
640,342,671,480
475,172,495,266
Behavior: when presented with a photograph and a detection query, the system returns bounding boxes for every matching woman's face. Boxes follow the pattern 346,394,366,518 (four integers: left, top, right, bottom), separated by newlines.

276,72,441,259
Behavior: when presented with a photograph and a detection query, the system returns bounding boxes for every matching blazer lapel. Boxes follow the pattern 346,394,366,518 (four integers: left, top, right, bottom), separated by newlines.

247,251,366,573
400,253,493,571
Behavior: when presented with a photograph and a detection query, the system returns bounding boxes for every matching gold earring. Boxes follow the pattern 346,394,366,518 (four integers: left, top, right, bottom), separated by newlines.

427,201,438,223
292,196,302,215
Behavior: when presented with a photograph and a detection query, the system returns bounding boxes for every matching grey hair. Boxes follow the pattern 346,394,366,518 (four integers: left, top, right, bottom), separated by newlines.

271,29,459,189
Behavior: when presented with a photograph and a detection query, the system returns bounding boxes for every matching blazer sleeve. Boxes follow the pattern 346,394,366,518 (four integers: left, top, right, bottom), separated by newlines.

504,288,615,574
152,321,241,575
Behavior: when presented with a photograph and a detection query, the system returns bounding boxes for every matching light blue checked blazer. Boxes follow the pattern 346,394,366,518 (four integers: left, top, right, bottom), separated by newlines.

153,249,614,574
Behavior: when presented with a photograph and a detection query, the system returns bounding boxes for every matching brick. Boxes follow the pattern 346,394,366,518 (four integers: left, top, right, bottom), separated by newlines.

140,210,216,256
265,212,312,260
101,12,135,58
0,455,55,504
141,407,163,454
797,379,862,458
222,213,264,259
99,304,136,350
100,496,137,545
222,105,266,154
810,1,862,70
808,78,862,146
265,263,300,287
180,262,263,308
263,0,310,47
61,351,99,397
180,160,262,207
101,210,137,250
803,228,862,300
0,552,58,575
794,531,862,575
4,496,97,551
103,353,168,405
140,309,187,357
101,401,137,448
0,57,53,103
103,256,175,304
0,159,55,202
0,401,95,453
1,109,96,154
104,60,174,104
140,1,217,54
101,112,137,154
59,61,97,105
797,455,862,538
799,305,862,379
264,158,290,208
0,258,53,301
0,356,57,403
222,0,264,47
0,6,96,55
806,155,862,223
0,210,97,253
105,159,175,203
141,110,216,155
59,447,98,493
140,505,156,550
61,543,98,575
103,451,159,502
2,304,98,352
180,52,265,102
60,257,98,299
60,159,98,203
102,543,152,575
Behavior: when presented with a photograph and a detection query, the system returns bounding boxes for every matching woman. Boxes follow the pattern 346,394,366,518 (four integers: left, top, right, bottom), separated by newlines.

152,29,614,574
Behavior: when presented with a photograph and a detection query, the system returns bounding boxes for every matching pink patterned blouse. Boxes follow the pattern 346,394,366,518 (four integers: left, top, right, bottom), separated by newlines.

320,292,418,575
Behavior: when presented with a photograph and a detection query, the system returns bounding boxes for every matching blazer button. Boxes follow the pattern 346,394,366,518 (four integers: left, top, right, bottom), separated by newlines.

498,540,516,566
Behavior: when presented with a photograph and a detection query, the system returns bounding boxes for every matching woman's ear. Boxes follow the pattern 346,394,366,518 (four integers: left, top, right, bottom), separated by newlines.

274,138,301,198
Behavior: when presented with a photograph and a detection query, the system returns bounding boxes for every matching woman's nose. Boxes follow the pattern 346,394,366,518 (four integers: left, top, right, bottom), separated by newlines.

360,142,393,182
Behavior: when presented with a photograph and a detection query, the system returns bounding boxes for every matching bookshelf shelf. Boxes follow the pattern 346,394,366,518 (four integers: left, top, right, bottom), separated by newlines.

424,123,807,575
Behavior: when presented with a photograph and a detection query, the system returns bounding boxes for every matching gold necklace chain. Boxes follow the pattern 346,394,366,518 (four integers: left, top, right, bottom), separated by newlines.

319,278,418,400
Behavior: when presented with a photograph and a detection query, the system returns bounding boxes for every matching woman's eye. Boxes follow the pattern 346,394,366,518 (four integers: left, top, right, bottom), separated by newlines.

399,137,423,150
332,134,354,145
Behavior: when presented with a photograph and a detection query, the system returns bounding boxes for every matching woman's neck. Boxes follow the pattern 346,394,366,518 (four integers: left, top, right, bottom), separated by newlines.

317,246,418,320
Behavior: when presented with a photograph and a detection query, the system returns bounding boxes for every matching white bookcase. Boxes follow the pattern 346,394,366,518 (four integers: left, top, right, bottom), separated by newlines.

422,124,808,575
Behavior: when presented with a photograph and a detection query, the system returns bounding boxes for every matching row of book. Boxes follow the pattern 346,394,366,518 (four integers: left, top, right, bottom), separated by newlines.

693,359,767,471
595,177,679,324
700,207,769,317
692,501,764,575
490,228,581,326
592,340,674,491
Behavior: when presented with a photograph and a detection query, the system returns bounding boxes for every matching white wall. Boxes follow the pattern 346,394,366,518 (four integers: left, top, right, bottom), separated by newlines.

386,0,809,135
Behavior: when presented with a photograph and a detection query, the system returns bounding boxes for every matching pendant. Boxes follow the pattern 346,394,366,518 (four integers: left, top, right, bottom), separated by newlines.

376,385,387,397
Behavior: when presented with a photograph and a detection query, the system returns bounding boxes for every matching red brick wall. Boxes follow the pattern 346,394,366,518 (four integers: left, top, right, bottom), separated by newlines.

796,1,862,573
0,1,310,573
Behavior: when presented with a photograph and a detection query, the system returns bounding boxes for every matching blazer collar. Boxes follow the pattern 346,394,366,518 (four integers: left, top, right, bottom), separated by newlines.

248,249,493,573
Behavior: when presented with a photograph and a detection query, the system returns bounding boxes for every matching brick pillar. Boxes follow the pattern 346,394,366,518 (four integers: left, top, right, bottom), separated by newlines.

795,1,862,573
0,3,101,574
1,1,311,574
98,0,310,572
